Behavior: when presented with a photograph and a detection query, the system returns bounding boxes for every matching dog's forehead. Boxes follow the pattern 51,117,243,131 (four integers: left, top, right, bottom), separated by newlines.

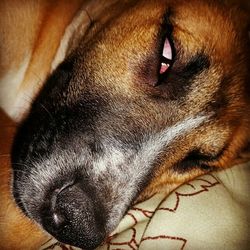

77,0,245,76
59,0,247,124
33,0,249,140
174,2,248,59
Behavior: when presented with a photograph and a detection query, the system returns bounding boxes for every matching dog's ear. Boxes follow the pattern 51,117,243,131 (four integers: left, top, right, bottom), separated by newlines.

51,8,92,72
52,0,127,71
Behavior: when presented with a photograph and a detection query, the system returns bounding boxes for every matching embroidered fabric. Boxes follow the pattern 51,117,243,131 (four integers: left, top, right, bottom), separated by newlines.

41,162,250,250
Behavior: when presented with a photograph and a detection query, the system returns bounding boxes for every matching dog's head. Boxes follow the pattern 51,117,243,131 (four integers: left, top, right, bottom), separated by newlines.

11,0,250,249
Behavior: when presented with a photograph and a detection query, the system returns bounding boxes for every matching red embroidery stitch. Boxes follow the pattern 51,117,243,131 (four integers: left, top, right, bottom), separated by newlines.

141,235,187,250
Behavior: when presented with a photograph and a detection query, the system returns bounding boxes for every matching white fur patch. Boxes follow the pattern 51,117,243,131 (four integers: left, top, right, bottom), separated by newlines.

92,115,208,177
91,115,208,230
135,115,207,168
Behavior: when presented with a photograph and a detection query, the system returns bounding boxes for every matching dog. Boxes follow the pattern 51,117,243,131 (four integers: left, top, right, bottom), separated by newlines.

0,0,249,249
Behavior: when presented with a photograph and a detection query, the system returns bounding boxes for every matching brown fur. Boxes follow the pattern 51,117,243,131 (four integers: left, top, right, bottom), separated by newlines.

136,0,250,201
0,156,48,250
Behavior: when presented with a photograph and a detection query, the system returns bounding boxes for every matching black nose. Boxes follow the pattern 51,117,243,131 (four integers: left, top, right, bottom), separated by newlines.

42,182,106,249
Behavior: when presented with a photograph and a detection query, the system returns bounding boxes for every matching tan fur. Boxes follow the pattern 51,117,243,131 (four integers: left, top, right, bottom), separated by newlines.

0,0,85,120
0,1,85,248
0,156,49,249
136,0,250,201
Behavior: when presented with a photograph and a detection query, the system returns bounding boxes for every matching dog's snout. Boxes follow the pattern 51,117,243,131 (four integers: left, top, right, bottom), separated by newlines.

42,182,106,249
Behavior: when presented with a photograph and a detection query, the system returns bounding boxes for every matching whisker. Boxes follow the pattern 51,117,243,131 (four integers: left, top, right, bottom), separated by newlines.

39,103,55,123
84,8,93,24
12,169,30,176
12,162,30,169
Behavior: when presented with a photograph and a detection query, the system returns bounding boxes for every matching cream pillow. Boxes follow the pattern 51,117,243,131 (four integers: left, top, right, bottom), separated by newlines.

41,162,250,250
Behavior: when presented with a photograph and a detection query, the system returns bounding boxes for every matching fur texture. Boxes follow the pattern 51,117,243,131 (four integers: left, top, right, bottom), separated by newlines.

0,0,249,249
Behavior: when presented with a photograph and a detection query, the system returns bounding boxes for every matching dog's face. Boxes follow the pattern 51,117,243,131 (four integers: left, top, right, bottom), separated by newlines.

11,0,250,249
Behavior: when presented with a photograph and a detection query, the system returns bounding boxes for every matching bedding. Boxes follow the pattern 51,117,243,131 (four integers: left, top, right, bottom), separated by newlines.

40,161,250,250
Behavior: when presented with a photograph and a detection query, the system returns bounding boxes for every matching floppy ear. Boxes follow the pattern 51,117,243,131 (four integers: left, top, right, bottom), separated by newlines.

51,0,130,71
51,7,92,72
